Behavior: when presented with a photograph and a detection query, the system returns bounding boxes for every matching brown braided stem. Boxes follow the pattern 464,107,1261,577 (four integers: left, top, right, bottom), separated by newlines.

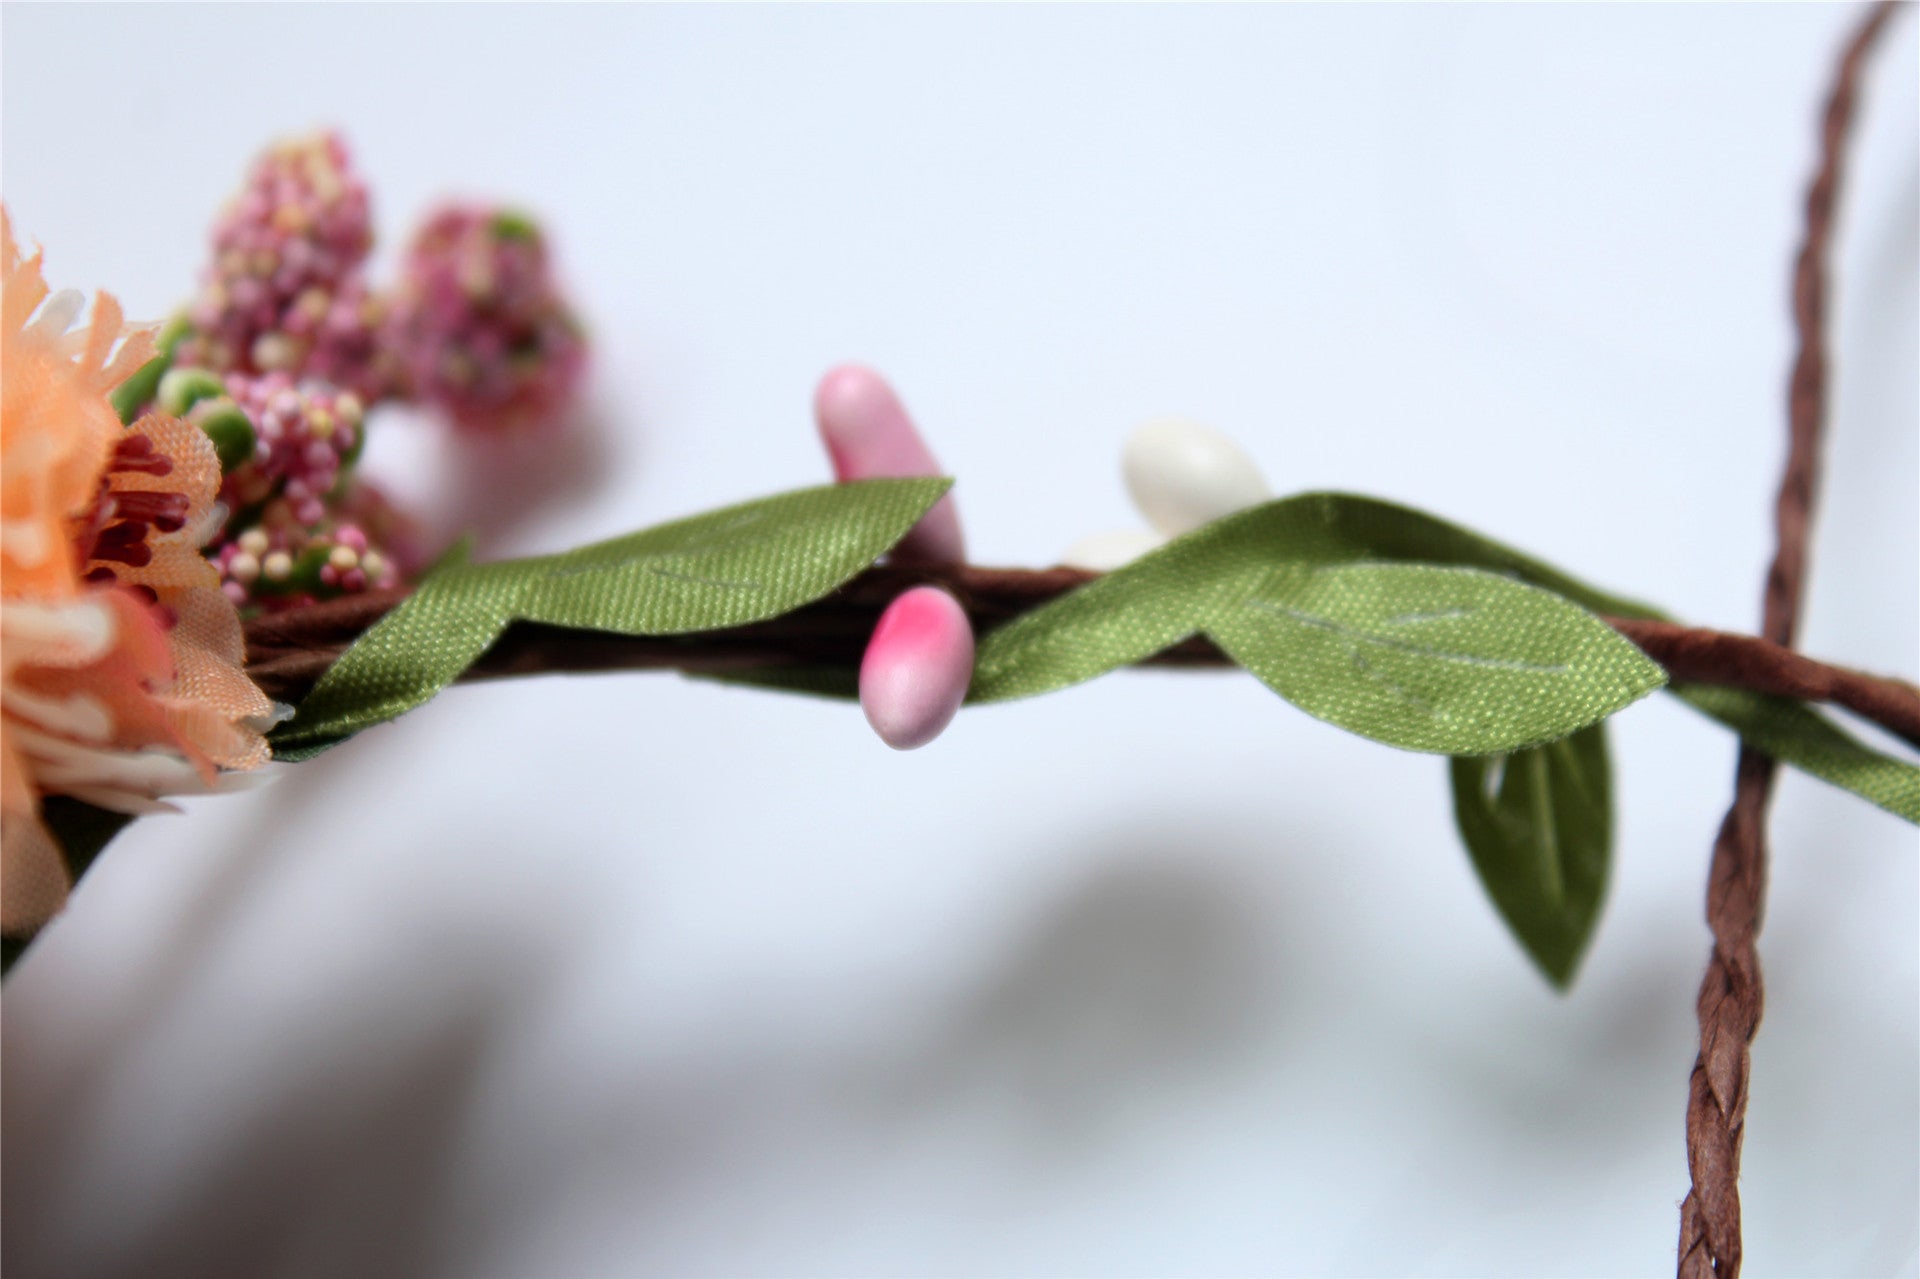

241,564,1920,750
1676,5,1900,1276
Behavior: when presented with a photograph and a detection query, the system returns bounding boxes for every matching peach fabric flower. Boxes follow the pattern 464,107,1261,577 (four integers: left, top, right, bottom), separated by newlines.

2,210,275,935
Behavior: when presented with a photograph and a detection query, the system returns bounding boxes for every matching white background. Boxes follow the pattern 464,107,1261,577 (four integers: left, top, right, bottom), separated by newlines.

4,5,1915,1277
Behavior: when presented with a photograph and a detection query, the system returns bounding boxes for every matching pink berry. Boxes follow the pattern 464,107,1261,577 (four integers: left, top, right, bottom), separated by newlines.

858,586,974,751
386,204,586,432
813,364,964,564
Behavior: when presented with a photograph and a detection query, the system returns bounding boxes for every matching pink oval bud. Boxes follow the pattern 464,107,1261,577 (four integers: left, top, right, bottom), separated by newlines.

859,586,975,750
814,364,965,564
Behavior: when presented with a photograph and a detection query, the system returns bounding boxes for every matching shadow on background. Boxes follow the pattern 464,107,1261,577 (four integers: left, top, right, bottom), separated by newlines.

435,392,624,559
859,835,1294,1148
446,818,1324,1271
4,889,561,1279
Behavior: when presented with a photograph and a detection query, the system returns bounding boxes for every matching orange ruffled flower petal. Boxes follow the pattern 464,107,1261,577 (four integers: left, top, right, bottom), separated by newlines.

2,208,275,936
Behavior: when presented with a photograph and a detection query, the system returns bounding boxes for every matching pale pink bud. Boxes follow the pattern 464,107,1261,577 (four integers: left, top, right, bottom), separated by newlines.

813,364,965,564
859,586,974,750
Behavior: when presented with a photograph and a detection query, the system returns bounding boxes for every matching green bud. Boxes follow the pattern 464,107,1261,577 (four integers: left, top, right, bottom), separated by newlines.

250,545,331,597
337,419,368,472
187,398,257,472
156,312,193,359
109,315,198,424
286,545,331,592
110,354,172,425
490,210,541,243
158,366,228,417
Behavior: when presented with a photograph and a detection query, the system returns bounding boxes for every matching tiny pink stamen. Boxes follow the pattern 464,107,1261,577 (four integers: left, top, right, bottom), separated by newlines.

859,586,974,751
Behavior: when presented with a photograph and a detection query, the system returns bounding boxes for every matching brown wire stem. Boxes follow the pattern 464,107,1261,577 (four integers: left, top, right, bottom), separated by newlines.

241,563,1920,752
246,19,1916,1266
1677,5,1900,1276
242,17,1912,1268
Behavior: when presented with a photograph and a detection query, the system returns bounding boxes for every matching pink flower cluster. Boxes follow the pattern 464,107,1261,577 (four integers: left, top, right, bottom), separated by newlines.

386,206,587,433
175,132,386,396
223,373,364,523
210,515,405,610
123,130,588,614
203,373,423,610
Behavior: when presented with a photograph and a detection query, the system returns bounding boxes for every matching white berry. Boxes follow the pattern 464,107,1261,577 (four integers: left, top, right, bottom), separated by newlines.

1122,417,1271,538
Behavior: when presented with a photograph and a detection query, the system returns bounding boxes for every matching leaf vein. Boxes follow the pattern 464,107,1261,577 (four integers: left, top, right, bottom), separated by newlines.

1244,599,1571,675
1349,650,1435,712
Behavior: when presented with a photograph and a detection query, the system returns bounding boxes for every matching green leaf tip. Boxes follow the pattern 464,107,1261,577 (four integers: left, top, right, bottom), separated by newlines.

1451,724,1613,990
1671,683,1920,825
271,477,951,752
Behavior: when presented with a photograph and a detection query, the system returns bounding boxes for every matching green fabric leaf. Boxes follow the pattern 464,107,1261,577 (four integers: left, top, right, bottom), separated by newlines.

968,539,1261,703
1210,563,1665,754
421,532,477,579
1275,492,1663,621
515,481,944,633
1671,683,1920,824
277,559,523,749
973,491,1663,709
1450,724,1612,990
973,493,1664,754
273,478,950,750
272,736,352,763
